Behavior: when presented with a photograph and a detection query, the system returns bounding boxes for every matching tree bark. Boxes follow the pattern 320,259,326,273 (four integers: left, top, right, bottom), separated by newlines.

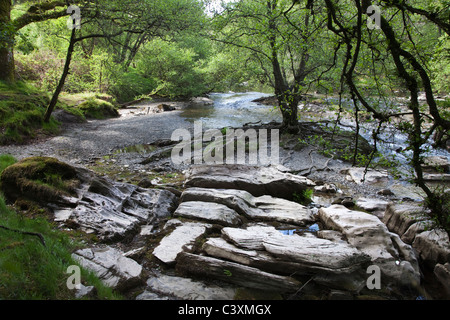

44,27,76,122
0,0,15,82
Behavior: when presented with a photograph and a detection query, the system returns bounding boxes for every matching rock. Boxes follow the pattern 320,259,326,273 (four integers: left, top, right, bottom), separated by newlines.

221,224,281,250
74,284,96,299
382,203,430,243
152,221,212,265
343,168,389,185
68,178,178,241
314,183,338,194
412,229,450,268
184,164,315,201
137,273,236,300
377,189,395,196
176,252,301,293
156,104,176,112
422,173,450,182
356,198,390,218
0,157,179,242
180,187,314,226
318,205,421,288
174,201,243,226
72,246,144,292
423,156,450,173
433,263,450,298
214,224,370,291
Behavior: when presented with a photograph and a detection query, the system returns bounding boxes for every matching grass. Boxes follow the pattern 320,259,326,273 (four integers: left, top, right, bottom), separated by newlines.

0,154,121,300
0,81,60,145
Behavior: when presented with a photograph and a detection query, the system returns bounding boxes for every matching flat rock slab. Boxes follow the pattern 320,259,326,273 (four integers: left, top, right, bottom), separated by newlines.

318,205,421,287
152,221,212,265
180,187,314,226
343,168,389,185
72,246,143,291
176,252,301,293
184,164,315,201
137,273,236,300
174,201,243,226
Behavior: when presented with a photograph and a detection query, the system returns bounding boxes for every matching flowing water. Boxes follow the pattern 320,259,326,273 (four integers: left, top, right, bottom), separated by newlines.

180,92,282,129
180,92,449,169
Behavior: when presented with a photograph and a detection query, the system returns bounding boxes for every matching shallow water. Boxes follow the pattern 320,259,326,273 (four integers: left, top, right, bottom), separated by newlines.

180,92,282,129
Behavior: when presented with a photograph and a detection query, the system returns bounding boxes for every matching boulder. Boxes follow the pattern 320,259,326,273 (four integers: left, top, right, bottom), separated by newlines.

137,273,236,300
173,201,243,226
412,229,450,268
356,198,390,218
180,187,314,226
176,252,301,293
184,164,315,201
343,168,389,185
152,221,212,265
318,205,421,288
72,246,144,292
433,263,450,298
423,156,450,173
382,203,431,243
0,156,179,242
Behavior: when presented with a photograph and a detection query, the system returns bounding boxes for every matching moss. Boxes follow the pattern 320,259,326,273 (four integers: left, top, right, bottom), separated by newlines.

77,98,119,119
0,81,60,145
0,156,80,204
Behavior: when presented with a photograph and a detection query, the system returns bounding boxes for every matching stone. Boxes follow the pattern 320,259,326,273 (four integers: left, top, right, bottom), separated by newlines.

343,168,389,185
180,187,314,226
174,201,243,226
221,224,281,250
176,252,301,293
0,156,179,242
422,173,450,182
412,229,450,268
314,183,338,194
382,203,430,243
184,164,315,201
137,273,236,300
318,205,421,288
423,156,450,173
74,284,96,299
152,221,212,265
433,263,450,298
356,198,390,218
72,246,144,291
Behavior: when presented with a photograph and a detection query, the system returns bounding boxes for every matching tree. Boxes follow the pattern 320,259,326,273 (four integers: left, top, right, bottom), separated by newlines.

321,0,450,234
0,0,68,82
210,0,326,132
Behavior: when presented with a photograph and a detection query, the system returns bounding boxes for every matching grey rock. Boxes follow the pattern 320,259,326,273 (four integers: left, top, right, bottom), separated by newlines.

174,201,243,226
72,246,144,291
152,221,212,265
318,205,421,288
180,187,314,226
138,273,236,300
184,164,315,201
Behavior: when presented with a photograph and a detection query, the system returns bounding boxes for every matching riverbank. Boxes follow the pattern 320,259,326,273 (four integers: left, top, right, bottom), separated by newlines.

0,93,449,300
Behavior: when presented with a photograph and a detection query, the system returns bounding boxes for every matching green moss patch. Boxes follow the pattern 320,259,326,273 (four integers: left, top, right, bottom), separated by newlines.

0,81,60,145
0,156,80,205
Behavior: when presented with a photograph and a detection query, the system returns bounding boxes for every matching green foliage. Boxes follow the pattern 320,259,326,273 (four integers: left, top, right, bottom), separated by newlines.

0,195,120,300
0,154,16,175
0,81,59,145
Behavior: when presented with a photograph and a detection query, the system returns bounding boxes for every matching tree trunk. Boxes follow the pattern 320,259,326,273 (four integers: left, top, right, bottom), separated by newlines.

0,0,15,82
44,27,77,122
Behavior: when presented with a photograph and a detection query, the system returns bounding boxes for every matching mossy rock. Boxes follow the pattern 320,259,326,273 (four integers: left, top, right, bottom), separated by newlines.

77,99,119,119
0,156,81,205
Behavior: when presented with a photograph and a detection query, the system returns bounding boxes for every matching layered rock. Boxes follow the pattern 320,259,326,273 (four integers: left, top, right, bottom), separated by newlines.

318,205,421,288
184,164,315,201
180,187,314,226
72,246,144,291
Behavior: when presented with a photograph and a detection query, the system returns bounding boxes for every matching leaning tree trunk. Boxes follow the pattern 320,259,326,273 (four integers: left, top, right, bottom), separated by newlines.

44,27,76,122
0,0,15,82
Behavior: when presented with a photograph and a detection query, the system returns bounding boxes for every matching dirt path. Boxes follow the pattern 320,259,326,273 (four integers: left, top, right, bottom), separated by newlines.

0,102,194,165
